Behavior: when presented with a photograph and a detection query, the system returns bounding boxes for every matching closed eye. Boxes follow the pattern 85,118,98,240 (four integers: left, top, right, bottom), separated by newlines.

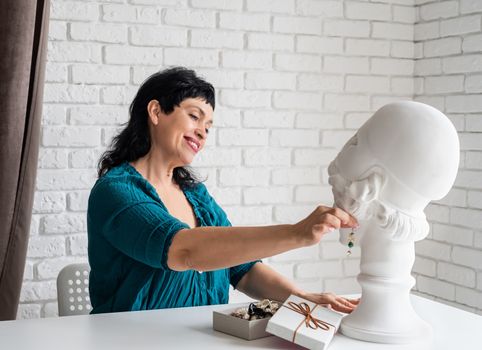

189,114,199,121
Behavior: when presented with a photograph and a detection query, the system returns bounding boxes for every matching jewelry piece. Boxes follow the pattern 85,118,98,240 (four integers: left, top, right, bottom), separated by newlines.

347,229,355,256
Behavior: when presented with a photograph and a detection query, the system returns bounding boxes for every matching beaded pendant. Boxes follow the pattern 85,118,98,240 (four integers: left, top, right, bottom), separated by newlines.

347,230,355,256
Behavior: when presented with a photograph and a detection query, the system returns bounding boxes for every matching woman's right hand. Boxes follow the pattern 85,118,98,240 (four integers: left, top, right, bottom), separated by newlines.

294,206,358,246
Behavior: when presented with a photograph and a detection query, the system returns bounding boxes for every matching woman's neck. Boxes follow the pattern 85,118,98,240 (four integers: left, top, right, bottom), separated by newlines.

131,151,177,189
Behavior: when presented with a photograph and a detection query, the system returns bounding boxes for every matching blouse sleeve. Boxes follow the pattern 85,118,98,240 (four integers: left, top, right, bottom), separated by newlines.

196,183,262,288
88,179,189,270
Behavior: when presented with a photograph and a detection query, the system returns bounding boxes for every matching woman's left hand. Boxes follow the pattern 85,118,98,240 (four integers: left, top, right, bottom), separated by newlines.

300,292,360,314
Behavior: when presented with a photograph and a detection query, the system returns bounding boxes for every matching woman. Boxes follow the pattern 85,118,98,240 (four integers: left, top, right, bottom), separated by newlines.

87,67,359,314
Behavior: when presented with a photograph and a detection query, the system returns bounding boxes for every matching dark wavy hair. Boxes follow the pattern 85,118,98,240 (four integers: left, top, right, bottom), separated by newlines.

97,67,215,188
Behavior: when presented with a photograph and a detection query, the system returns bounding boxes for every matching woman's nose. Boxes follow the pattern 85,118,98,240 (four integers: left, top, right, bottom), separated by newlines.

196,128,205,140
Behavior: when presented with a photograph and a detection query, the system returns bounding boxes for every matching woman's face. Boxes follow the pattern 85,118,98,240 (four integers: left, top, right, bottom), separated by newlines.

150,97,213,166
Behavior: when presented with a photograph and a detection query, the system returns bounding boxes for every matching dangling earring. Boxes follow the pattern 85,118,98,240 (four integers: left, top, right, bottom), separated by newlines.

346,229,355,256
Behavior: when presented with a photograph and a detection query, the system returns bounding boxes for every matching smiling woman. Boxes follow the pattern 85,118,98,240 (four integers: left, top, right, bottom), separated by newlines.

87,66,359,315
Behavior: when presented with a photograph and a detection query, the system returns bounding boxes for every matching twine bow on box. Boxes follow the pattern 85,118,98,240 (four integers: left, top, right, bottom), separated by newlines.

283,301,337,343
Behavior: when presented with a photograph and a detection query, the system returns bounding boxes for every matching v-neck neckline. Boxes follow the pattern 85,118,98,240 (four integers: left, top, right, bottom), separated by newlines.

123,162,202,228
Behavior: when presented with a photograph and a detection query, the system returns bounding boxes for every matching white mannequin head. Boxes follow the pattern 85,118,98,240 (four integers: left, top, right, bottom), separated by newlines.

328,101,460,244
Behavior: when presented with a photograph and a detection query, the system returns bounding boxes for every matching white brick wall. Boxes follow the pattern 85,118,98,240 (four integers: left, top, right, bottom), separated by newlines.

20,0,481,319
412,0,482,316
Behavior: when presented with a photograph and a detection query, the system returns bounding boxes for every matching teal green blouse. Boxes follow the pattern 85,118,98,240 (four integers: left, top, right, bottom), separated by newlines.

87,162,259,314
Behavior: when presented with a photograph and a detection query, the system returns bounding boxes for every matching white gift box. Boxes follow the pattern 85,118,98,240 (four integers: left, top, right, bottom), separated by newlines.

266,295,345,350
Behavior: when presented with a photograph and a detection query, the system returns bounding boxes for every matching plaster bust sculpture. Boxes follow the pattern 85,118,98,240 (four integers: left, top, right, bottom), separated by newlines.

327,101,460,344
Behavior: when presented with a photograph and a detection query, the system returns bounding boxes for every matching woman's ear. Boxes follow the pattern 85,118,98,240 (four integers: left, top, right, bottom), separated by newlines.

147,100,161,126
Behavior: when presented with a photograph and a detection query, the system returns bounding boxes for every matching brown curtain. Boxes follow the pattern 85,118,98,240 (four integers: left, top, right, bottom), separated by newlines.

0,0,49,320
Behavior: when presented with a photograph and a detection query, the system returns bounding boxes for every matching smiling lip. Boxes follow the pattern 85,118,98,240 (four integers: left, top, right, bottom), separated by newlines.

184,136,200,153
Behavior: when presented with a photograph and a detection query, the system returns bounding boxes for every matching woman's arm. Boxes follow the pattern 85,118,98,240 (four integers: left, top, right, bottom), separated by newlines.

235,262,359,313
167,206,358,272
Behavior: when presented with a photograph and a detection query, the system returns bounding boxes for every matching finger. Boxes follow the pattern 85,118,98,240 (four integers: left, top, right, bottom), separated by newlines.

331,207,358,228
332,299,356,314
336,297,358,308
347,298,360,305
312,223,336,236
321,213,342,230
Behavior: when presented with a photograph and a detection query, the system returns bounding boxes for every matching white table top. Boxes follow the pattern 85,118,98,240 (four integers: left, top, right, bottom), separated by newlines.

0,295,480,350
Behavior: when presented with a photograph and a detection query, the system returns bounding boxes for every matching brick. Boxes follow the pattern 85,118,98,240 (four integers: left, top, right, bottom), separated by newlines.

38,149,68,169
36,257,85,280
247,33,294,51
223,206,272,225
296,261,343,279
130,26,186,46
42,127,101,147
220,90,271,108
274,204,313,223
466,151,482,169
425,204,450,223
68,234,88,256
130,0,186,4
438,262,476,287
19,281,57,303
48,21,67,41
346,2,391,21
270,245,319,262
372,96,414,111
324,20,369,38
346,39,390,57
17,304,41,320
272,168,320,185
420,1,458,21
268,263,295,279
294,148,338,166
324,56,369,74
70,23,126,43
296,113,343,129
209,106,241,127
41,213,87,234
72,64,129,84
243,148,291,166
191,0,243,10
245,72,296,90
298,74,343,92
218,129,268,146
243,110,295,128
68,190,91,211
295,186,333,203
247,0,295,14
273,91,322,111
321,241,360,259
50,1,99,21
415,239,451,261
417,276,455,300
296,0,342,17
45,63,68,83
371,58,414,75
273,17,322,35
443,55,482,74
101,86,138,105
324,277,361,295
43,302,60,318
33,192,66,214
193,148,241,166
461,0,482,14
219,168,269,186
344,113,371,129
450,207,482,228
456,286,482,308
441,15,481,37
466,74,482,93
447,95,482,113
456,170,482,189
275,53,321,72
424,75,464,94
36,169,97,191
391,41,415,59
415,58,442,75
191,29,243,49
69,149,103,169
346,75,389,93
424,37,461,58
196,69,244,89
23,261,34,281
104,45,163,65
452,246,482,268
324,94,370,113
222,51,271,70
270,129,319,147
27,237,65,259
413,256,436,277
165,48,218,67
70,106,128,125
433,188,467,207
373,22,413,41
102,4,158,24
296,36,343,54
393,5,416,24
391,77,414,95
219,12,270,31
465,33,482,53
208,187,241,206
47,41,101,63
414,22,440,41
343,258,361,277
30,215,40,236
43,84,98,104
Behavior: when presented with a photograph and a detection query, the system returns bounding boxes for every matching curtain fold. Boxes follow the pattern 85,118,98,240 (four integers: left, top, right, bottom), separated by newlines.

0,0,49,320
